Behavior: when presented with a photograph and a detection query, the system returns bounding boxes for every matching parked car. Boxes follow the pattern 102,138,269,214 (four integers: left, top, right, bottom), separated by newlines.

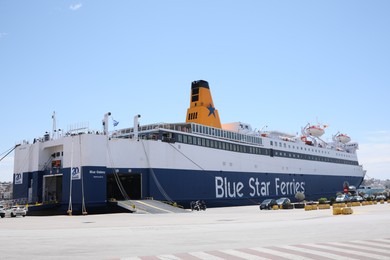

276,197,291,206
350,196,363,202
7,206,27,217
375,195,386,201
363,194,375,201
335,194,350,203
260,199,277,210
0,205,5,218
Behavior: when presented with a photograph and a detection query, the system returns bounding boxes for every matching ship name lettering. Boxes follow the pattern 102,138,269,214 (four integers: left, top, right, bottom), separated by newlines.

215,176,244,198
89,170,105,174
275,178,305,195
248,177,270,196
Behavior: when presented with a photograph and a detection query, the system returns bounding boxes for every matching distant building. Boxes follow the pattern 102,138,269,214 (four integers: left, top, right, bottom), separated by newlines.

359,178,390,196
0,182,13,200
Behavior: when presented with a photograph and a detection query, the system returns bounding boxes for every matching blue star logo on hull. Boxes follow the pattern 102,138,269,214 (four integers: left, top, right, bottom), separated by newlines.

207,104,216,117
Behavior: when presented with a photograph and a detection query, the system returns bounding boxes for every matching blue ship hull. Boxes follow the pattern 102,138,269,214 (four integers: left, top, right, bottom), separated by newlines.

14,166,364,213
143,168,363,207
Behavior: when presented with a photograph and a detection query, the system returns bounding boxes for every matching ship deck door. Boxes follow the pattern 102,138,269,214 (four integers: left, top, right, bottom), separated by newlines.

42,174,63,203
106,173,142,200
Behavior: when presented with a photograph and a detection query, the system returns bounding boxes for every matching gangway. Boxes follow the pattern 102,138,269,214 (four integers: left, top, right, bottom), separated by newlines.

117,199,189,214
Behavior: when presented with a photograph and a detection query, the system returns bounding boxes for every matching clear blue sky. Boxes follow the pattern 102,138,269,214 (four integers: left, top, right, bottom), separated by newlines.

1,1,389,181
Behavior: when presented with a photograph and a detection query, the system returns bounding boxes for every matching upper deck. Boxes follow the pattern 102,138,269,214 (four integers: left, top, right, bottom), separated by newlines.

110,121,360,166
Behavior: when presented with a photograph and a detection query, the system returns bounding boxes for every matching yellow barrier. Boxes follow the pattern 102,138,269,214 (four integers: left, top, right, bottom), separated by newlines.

333,208,342,215
333,207,353,215
318,204,330,210
351,202,361,207
380,200,385,204
305,204,318,211
333,203,345,208
272,205,279,210
342,207,353,215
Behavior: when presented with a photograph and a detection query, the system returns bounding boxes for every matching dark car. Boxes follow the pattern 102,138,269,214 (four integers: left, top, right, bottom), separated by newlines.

0,205,5,218
260,199,277,210
276,197,291,206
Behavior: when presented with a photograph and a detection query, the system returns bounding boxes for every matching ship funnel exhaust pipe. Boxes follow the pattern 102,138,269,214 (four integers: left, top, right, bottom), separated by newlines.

102,112,111,135
186,80,222,128
134,114,141,140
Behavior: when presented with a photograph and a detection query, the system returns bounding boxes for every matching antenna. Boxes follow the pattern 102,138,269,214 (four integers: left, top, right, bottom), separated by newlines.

52,111,56,140
260,125,268,132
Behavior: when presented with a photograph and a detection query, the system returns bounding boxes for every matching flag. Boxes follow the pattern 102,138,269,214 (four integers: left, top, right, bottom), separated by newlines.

113,120,119,127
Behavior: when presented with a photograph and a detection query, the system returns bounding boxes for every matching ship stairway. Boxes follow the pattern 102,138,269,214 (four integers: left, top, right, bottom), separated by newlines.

117,199,189,214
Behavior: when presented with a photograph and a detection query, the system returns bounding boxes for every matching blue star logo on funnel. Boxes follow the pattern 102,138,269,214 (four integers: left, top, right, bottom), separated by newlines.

207,104,216,117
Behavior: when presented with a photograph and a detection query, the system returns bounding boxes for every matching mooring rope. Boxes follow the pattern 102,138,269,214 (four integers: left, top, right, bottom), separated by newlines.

140,140,173,203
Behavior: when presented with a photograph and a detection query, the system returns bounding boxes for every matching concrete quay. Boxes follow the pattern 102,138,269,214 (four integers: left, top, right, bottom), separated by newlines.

0,203,389,259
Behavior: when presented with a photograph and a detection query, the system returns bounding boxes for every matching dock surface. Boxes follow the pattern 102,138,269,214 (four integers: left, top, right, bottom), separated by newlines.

0,204,389,259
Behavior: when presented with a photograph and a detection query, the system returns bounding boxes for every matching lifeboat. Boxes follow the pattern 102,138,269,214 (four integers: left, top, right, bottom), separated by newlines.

305,125,325,137
336,133,351,144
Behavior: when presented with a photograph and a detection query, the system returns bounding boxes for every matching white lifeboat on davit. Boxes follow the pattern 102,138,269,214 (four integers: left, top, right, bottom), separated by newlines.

305,125,326,137
336,133,351,144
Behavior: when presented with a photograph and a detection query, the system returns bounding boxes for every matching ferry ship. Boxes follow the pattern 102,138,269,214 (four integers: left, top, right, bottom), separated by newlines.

12,80,365,213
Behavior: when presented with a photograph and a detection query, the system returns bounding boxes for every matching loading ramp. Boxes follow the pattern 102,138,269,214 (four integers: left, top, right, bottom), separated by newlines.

117,199,190,214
